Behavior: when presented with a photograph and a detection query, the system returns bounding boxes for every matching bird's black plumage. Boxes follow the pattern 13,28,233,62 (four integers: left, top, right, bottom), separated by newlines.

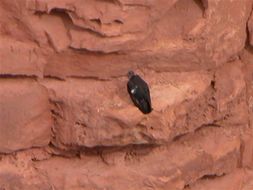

127,71,152,114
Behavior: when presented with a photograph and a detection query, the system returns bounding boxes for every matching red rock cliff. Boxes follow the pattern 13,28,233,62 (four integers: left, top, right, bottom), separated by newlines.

0,0,253,189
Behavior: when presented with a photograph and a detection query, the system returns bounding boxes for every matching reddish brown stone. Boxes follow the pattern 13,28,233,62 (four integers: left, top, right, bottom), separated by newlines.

188,169,253,190
0,0,252,189
44,71,213,148
0,156,52,190
0,80,51,153
0,38,46,77
35,127,241,190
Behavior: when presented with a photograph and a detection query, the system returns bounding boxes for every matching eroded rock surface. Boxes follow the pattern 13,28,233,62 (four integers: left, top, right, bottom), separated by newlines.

187,169,253,190
35,127,241,190
0,79,51,153
0,0,253,189
44,71,213,148
0,155,52,190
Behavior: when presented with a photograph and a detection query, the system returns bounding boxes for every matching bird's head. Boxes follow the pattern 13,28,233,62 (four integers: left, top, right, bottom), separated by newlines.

127,70,135,79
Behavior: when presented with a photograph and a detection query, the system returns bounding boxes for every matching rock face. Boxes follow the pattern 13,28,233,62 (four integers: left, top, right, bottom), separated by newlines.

0,79,51,153
0,0,253,189
36,126,242,190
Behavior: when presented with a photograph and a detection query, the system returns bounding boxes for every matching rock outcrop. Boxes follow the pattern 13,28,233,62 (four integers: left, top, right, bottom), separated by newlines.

0,0,253,189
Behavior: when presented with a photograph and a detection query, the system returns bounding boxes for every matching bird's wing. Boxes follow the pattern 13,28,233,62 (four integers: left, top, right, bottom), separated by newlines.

139,98,150,113
134,85,151,113
127,80,141,107
137,78,151,108
127,75,152,113
143,85,151,106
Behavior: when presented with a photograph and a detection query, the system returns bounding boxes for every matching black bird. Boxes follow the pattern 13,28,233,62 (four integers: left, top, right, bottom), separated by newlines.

127,71,152,114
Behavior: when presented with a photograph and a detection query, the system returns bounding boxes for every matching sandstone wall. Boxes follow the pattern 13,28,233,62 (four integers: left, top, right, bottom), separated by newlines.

0,0,253,189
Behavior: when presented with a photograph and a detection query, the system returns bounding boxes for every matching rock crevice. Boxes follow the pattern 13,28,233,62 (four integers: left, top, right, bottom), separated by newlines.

0,0,253,189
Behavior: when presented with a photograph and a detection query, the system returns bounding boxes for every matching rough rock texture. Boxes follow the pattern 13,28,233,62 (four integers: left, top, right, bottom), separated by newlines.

0,79,51,153
0,154,52,190
35,127,242,190
0,0,253,189
187,169,253,190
